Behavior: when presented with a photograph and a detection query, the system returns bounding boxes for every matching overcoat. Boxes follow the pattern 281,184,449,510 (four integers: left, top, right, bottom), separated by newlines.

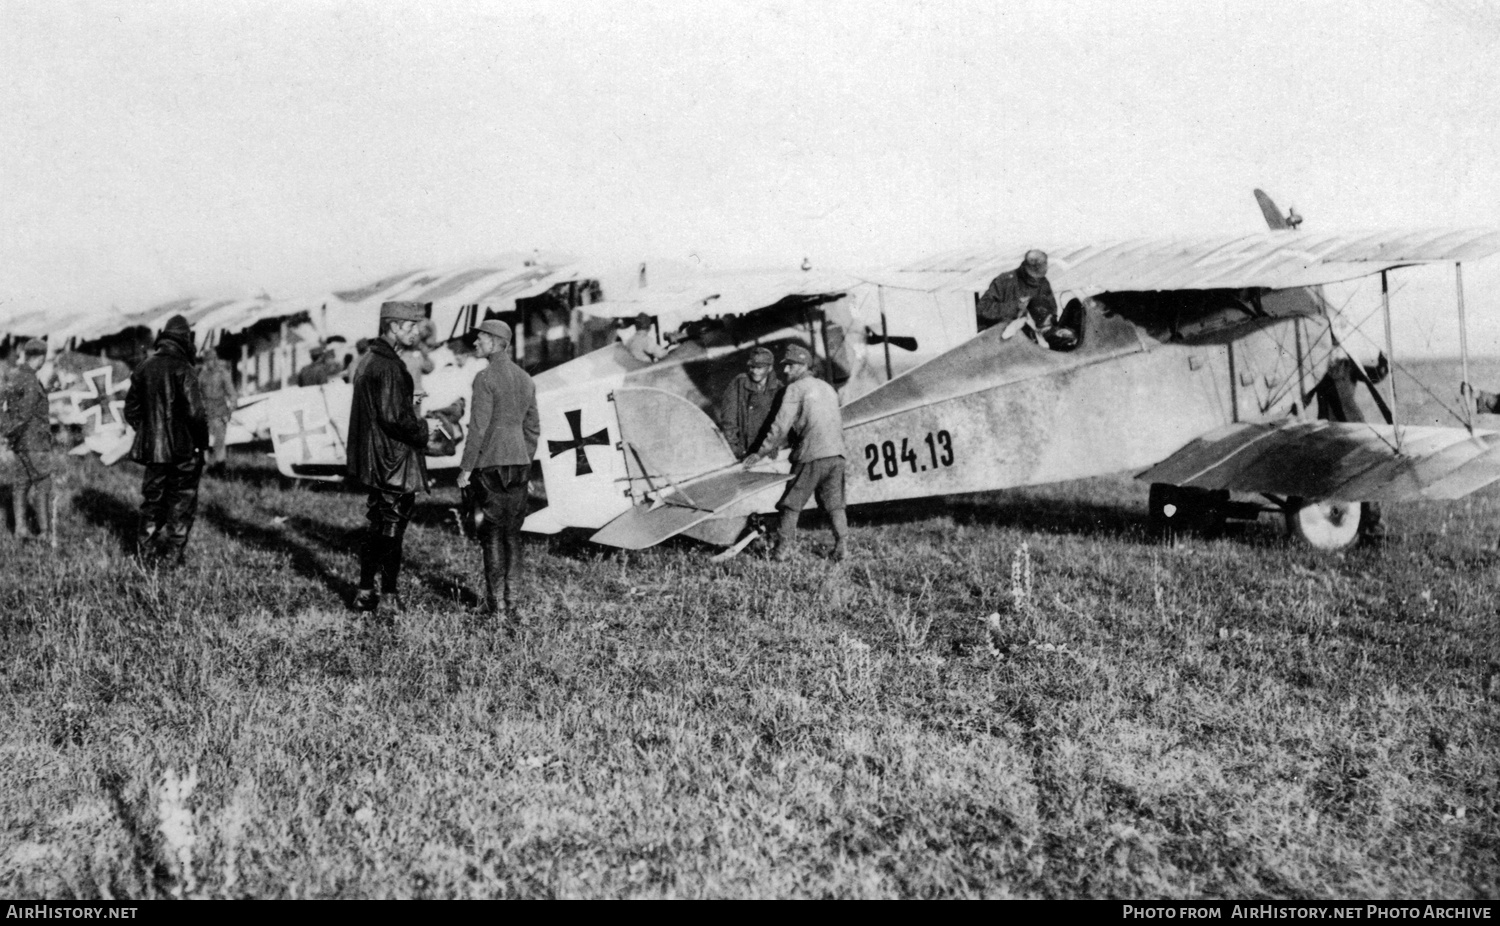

346,339,429,492
125,336,208,464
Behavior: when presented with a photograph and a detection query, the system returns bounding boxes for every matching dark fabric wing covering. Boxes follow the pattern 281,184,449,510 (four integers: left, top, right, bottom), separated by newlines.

1137,420,1500,503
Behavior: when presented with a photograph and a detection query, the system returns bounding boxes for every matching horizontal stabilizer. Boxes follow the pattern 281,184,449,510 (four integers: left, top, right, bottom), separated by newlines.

1137,420,1500,503
590,470,791,550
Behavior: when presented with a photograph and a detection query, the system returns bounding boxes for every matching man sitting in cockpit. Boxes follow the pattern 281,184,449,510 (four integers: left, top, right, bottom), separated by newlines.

622,313,672,364
977,249,1055,335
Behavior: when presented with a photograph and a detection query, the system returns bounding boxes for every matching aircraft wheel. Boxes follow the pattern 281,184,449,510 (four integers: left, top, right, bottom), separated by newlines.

1285,498,1362,551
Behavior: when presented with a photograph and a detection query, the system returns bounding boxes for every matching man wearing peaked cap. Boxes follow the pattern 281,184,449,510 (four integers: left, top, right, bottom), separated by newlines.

294,344,340,388
124,315,209,566
2,338,57,547
716,346,784,460
977,249,1054,335
743,342,851,562
458,319,540,624
346,301,430,615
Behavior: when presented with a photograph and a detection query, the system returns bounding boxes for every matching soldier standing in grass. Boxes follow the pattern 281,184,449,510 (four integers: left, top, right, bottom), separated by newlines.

124,315,208,566
716,346,783,459
742,342,850,562
457,320,539,622
2,338,57,547
197,345,237,476
347,301,430,615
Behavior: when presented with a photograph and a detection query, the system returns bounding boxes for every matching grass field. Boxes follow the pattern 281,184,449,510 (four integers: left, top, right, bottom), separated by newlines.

2,360,1498,899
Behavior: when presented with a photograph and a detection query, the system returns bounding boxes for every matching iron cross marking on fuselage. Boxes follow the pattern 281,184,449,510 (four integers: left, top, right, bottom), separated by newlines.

75,368,124,428
548,408,609,476
276,409,328,463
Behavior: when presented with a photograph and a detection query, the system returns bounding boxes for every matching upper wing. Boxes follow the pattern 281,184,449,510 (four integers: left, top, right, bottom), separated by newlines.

574,268,864,330
900,228,1500,295
1137,420,1500,503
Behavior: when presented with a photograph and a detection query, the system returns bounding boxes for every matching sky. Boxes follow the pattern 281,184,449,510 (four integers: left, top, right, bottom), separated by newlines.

3,0,1499,353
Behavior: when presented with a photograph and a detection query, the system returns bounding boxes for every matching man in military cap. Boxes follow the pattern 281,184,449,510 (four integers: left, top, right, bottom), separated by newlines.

2,339,57,547
347,301,430,614
457,320,540,622
197,345,238,476
294,345,340,388
743,342,851,561
977,249,1056,335
624,313,670,364
124,315,208,566
716,346,783,459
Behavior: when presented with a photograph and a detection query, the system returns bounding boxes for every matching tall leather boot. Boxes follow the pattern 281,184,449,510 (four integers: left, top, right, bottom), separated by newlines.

353,532,385,612
136,521,159,564
502,532,524,623
773,509,799,561
380,528,407,612
480,531,503,616
40,482,58,551
829,508,849,562
11,486,33,539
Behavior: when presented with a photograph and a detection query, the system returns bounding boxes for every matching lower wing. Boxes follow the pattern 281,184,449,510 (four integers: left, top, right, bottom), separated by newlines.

1137,420,1500,502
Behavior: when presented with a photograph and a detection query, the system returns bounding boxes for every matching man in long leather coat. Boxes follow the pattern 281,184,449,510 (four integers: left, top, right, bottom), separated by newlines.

124,315,208,565
347,301,430,614
2,338,57,547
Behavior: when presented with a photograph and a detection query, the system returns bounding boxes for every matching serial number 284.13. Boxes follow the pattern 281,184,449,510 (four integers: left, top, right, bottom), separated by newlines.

864,430,954,480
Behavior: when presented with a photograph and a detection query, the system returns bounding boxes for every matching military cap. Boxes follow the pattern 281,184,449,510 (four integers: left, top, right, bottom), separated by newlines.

747,347,774,367
471,319,513,344
21,338,47,356
379,301,429,322
162,314,193,337
781,343,813,366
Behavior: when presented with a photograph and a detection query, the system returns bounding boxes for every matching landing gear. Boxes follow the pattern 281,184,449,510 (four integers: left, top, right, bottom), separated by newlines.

1148,484,1230,538
1284,498,1363,552
1149,483,1292,544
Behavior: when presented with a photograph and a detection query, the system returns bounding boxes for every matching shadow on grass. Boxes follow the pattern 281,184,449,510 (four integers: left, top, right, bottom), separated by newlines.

72,485,139,554
850,490,1154,541
282,511,482,609
201,501,358,602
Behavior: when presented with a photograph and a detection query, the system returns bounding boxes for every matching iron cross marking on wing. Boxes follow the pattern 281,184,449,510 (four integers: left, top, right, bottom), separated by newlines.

548,408,609,476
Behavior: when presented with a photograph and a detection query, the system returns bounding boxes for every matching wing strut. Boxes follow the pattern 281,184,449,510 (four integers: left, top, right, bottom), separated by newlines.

1380,271,1402,451
1457,263,1474,433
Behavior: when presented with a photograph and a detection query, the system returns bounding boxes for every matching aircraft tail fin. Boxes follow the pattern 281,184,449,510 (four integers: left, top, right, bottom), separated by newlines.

1254,189,1289,230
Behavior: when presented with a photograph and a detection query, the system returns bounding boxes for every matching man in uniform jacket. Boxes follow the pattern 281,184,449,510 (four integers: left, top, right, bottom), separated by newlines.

743,342,850,562
977,249,1055,334
197,347,238,475
2,338,57,547
124,315,208,565
457,320,540,620
294,346,339,388
715,346,783,459
347,301,430,614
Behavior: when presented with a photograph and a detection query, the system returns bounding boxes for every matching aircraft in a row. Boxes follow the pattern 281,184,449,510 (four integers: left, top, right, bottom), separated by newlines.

112,192,1500,553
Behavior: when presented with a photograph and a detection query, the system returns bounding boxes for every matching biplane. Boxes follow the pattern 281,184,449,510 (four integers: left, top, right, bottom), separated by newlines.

528,196,1500,554
237,194,1500,554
